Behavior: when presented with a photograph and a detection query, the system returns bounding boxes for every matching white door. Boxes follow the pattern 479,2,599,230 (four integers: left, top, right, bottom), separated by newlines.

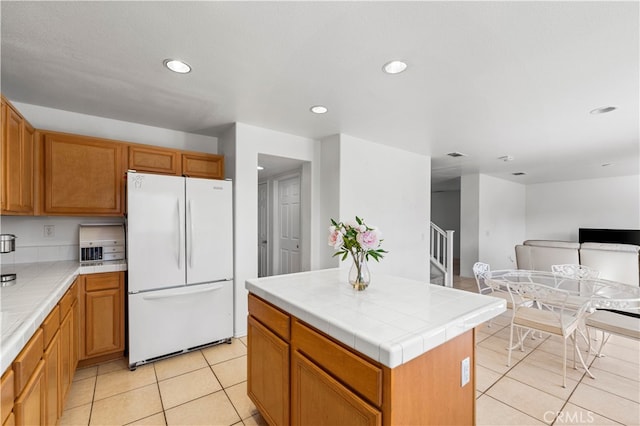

127,172,186,293
258,182,268,277
185,178,233,285
278,175,301,274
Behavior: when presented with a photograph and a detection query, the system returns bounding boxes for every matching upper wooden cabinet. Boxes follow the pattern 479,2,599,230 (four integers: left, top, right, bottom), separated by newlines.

39,132,125,216
1,96,34,215
182,152,224,179
128,145,180,175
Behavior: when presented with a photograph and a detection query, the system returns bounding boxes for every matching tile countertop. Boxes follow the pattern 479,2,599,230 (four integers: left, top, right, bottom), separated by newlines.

0,260,127,374
246,268,506,368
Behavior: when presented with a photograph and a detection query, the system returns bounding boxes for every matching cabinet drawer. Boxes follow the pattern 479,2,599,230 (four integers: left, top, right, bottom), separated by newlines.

292,319,382,407
248,294,290,341
41,305,60,349
84,272,121,292
1,370,14,425
59,281,78,319
12,329,43,395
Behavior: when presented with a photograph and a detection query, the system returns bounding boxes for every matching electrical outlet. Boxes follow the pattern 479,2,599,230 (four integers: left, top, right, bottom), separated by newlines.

44,225,55,238
461,357,470,387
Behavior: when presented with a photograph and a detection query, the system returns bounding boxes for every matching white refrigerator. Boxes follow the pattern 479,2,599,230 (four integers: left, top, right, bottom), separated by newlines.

126,171,233,369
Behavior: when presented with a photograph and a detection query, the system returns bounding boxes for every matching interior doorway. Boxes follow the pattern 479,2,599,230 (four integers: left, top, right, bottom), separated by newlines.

257,154,308,277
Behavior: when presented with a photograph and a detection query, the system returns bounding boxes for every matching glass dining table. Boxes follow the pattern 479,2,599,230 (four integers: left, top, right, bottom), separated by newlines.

486,269,640,313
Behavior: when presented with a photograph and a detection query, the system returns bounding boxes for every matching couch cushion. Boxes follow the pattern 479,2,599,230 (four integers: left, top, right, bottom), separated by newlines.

524,240,581,249
580,242,640,253
580,244,640,286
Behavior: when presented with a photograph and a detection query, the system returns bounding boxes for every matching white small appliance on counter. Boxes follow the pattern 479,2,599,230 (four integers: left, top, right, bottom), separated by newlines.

126,171,234,370
79,224,126,263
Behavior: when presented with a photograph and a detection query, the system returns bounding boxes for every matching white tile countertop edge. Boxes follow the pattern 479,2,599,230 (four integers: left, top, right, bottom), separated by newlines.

246,268,506,368
0,260,127,374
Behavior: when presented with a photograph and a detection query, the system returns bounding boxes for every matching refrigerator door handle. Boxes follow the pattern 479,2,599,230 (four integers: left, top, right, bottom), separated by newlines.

176,198,183,269
141,284,224,300
188,199,194,269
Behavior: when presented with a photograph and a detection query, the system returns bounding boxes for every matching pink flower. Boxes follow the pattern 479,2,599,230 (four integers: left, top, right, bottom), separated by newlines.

328,229,344,249
357,230,380,250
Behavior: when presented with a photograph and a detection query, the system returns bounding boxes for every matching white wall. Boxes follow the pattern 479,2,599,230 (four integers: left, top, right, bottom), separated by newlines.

337,134,430,282
13,102,218,153
526,175,640,241
460,175,480,277
478,175,525,270
431,190,461,258
219,123,320,337
318,135,341,269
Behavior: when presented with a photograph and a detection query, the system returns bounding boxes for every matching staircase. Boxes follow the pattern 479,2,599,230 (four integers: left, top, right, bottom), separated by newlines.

430,222,455,287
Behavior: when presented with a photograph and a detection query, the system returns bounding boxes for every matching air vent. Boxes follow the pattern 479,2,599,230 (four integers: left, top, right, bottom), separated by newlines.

512,172,527,176
447,152,466,158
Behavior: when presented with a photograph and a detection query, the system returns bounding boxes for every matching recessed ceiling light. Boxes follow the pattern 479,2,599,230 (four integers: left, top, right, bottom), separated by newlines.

257,166,264,171
590,106,617,114
512,172,527,176
382,60,408,74
163,59,191,74
447,152,466,158
310,105,328,114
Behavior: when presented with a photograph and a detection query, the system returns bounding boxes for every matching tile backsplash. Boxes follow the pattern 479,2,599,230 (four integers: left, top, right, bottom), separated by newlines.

0,216,124,264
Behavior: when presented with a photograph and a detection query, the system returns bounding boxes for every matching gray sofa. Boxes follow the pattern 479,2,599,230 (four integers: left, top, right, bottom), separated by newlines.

515,240,640,286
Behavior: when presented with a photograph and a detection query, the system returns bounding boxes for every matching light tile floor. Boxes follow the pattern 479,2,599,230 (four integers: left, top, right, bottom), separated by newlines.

59,277,640,425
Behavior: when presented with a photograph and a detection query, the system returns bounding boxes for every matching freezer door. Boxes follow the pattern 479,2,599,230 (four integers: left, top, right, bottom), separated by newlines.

128,281,233,367
185,178,233,284
127,172,186,292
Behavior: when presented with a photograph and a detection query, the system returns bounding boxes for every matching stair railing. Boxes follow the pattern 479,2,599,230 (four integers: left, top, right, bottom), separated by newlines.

430,222,455,287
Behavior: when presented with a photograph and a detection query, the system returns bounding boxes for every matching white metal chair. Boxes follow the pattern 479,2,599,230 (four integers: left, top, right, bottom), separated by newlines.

585,299,640,358
505,281,595,387
551,264,599,280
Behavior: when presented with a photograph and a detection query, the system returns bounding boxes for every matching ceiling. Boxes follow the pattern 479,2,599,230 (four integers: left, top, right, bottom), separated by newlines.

1,2,638,190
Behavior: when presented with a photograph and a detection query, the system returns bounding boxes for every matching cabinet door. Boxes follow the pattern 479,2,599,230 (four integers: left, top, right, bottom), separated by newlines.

128,145,180,175
291,351,381,426
1,370,14,426
82,272,124,359
1,102,33,214
247,316,289,426
41,132,124,215
181,153,224,179
14,360,45,426
58,310,72,411
43,331,59,425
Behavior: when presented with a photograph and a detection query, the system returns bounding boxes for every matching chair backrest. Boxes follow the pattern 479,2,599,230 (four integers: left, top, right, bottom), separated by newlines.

551,264,600,280
473,262,491,294
506,281,589,329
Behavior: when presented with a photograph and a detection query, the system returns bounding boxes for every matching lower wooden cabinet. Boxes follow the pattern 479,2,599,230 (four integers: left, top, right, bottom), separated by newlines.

247,315,289,426
291,351,381,426
58,301,73,409
13,361,45,426
1,370,14,426
79,272,125,361
43,331,59,426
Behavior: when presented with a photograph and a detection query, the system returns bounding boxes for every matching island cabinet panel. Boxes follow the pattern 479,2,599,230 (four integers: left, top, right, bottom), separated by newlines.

292,320,382,407
181,152,224,179
1,370,14,425
1,97,34,215
58,279,78,411
247,316,290,426
40,132,125,216
79,272,125,360
12,330,43,396
128,145,180,175
291,351,381,426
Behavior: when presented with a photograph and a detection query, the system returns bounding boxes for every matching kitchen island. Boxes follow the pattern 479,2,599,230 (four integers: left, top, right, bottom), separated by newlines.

245,269,506,426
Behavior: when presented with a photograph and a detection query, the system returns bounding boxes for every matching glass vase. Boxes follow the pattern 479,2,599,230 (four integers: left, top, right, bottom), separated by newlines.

349,256,370,291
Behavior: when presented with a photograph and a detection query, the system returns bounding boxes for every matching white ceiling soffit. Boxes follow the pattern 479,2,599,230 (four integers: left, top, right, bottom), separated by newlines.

1,1,638,185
